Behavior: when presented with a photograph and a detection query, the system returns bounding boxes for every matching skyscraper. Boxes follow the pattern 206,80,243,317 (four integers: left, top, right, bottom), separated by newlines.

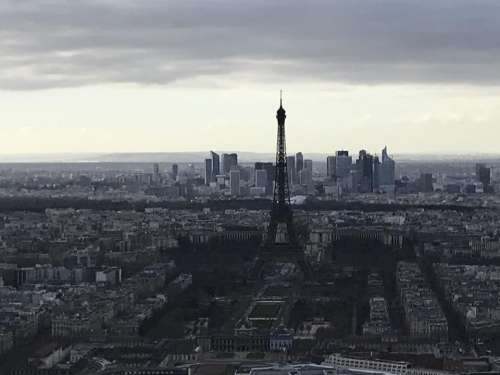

286,155,296,185
475,163,492,192
299,168,312,186
326,155,336,178
171,164,178,181
204,158,212,185
304,159,313,172
380,146,395,187
230,169,240,196
299,159,313,186
296,152,304,176
255,162,274,195
373,156,380,190
222,153,238,174
335,150,352,179
210,151,220,182
153,163,160,184
476,163,491,185
356,150,374,193
419,173,434,193
255,169,267,188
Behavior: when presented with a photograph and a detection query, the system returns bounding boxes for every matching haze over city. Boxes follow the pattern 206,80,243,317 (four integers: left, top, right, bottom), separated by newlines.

2,0,500,155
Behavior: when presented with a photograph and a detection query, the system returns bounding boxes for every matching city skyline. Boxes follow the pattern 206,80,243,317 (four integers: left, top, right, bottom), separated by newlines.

2,1,500,155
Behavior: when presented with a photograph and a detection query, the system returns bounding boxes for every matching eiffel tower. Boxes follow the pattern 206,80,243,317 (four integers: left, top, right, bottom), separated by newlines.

256,93,310,280
265,92,297,247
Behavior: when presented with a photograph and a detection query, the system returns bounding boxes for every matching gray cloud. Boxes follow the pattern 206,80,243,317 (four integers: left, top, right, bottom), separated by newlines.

1,0,500,89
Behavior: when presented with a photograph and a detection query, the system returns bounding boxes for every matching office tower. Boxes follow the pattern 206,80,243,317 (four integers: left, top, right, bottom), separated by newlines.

210,151,220,181
286,155,296,185
204,158,212,185
476,163,491,187
230,169,240,196
296,152,304,176
476,163,486,179
255,162,274,194
419,173,434,193
255,169,267,188
153,163,160,184
326,156,336,178
216,174,226,189
380,146,396,186
356,150,374,193
335,150,352,179
222,153,238,174
239,166,252,182
299,168,313,186
299,159,313,186
171,164,178,181
373,156,380,190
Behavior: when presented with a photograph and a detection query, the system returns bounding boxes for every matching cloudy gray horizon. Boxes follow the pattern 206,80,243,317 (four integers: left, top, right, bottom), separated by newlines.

1,0,500,155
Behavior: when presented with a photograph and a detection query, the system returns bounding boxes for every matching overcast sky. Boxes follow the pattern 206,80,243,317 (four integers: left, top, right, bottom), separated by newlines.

1,0,500,155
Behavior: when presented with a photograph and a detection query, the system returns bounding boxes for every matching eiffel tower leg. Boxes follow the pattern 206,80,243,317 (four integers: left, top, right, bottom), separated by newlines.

266,220,278,247
279,209,296,246
286,219,296,246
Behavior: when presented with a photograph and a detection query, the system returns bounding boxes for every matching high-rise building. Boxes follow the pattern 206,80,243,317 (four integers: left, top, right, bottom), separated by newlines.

286,155,296,185
373,156,380,190
153,163,160,184
230,169,240,196
255,162,274,195
296,152,304,176
326,156,336,178
304,159,313,171
171,164,178,181
222,153,238,174
299,168,313,186
419,173,434,193
380,146,395,186
239,166,251,182
216,174,226,189
210,151,220,181
335,150,352,179
476,163,491,188
356,150,374,193
301,159,313,186
255,169,267,188
204,158,212,185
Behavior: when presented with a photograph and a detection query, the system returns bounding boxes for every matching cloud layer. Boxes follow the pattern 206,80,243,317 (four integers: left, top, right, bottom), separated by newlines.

1,0,500,89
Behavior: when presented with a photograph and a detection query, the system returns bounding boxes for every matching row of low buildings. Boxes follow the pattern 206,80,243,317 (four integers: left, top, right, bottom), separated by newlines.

435,263,500,335
396,262,448,340
322,353,452,375
0,262,178,357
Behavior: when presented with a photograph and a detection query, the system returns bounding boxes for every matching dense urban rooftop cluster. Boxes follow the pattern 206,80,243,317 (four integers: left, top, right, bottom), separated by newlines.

1,155,500,373
435,264,500,333
396,262,448,339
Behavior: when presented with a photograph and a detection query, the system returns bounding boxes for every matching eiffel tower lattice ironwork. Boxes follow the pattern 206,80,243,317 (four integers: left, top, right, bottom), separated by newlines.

265,92,297,247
